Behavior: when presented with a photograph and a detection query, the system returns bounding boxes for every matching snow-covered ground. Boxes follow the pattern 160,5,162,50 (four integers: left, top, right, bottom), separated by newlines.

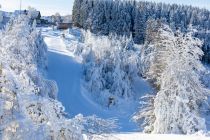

92,133,210,140
41,27,210,139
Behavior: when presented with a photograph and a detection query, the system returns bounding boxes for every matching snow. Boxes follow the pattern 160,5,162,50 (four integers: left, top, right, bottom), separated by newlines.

1,14,209,139
42,27,153,132
41,27,210,139
102,133,210,140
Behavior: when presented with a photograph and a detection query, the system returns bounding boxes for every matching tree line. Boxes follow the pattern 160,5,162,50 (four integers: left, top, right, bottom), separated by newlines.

72,0,210,62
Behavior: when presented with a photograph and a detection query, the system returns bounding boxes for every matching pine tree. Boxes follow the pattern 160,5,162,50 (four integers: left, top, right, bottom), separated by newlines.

133,4,146,44
72,0,83,27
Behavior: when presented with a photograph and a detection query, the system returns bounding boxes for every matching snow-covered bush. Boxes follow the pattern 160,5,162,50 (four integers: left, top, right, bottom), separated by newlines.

67,40,85,56
74,114,117,134
81,31,141,107
133,22,210,134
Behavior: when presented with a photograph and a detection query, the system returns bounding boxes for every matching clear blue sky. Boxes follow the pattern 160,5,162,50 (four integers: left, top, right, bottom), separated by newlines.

0,0,210,16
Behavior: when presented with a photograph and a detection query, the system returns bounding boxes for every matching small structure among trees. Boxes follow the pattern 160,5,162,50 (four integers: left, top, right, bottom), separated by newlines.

56,23,72,30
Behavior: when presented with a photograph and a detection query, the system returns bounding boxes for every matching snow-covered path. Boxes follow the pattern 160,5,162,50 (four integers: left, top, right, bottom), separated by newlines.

45,36,106,117
44,31,94,116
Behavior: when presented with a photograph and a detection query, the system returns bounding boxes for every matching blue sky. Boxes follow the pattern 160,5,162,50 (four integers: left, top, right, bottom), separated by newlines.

0,0,74,15
0,0,210,16
147,0,210,9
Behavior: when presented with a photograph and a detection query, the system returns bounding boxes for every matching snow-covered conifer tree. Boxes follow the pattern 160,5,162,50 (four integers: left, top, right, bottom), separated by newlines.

133,4,146,44
0,4,2,22
72,0,83,27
